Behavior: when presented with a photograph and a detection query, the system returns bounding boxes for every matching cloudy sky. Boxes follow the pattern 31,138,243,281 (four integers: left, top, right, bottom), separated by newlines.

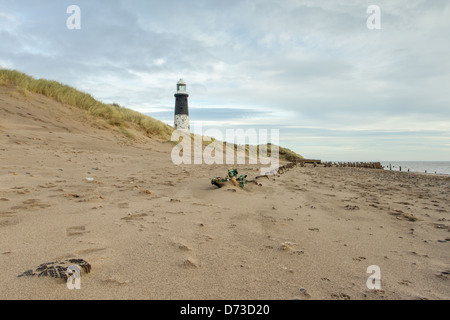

1,0,449,161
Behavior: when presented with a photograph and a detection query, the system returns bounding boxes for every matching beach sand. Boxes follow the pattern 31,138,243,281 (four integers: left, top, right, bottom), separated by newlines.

1,86,449,300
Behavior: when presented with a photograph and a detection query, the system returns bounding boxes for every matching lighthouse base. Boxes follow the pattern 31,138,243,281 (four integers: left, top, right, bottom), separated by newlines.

174,114,190,131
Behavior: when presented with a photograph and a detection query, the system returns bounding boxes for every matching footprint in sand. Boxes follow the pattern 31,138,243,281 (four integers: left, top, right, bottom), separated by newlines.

0,215,19,227
103,276,130,286
183,258,200,269
120,212,148,221
76,247,107,255
388,210,418,222
331,293,351,300
410,251,429,258
22,199,51,209
0,211,16,218
280,242,294,251
280,242,304,255
174,239,191,251
352,256,366,262
64,193,81,199
399,279,413,286
178,244,191,251
436,270,449,280
66,225,88,236
15,188,30,195
430,223,448,230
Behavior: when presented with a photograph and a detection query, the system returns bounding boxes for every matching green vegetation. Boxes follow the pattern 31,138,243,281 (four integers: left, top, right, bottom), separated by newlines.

218,143,304,162
250,143,304,162
0,68,304,162
0,68,174,139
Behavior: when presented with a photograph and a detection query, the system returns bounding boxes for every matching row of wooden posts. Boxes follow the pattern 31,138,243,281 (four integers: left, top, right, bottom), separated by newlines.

321,161,383,169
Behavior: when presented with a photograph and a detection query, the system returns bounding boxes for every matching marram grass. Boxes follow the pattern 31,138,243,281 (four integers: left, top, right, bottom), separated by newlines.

0,68,174,139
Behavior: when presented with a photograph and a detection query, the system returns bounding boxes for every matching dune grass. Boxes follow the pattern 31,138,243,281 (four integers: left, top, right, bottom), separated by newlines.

237,143,304,162
0,68,304,162
0,68,174,139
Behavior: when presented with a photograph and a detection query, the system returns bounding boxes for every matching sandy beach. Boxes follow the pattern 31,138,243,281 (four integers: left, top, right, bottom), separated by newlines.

1,86,449,300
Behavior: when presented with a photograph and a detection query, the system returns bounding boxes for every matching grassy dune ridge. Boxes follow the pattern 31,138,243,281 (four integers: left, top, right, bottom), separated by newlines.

0,68,173,139
0,68,304,161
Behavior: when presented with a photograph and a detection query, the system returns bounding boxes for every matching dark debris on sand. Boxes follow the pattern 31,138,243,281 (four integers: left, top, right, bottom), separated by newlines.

18,259,91,280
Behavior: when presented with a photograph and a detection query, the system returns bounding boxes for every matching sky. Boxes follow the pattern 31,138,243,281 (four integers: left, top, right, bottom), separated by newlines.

0,0,449,161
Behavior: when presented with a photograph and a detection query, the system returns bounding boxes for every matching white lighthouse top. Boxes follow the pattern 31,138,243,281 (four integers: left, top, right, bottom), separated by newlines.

176,79,187,93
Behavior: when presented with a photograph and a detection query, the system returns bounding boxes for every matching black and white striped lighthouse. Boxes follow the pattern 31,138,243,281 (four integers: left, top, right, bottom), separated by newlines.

174,79,190,131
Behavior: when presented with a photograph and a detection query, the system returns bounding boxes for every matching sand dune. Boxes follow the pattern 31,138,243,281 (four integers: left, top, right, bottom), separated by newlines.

0,85,449,300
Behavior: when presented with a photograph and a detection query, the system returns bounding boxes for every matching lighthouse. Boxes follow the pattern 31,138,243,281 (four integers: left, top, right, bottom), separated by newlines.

174,79,190,131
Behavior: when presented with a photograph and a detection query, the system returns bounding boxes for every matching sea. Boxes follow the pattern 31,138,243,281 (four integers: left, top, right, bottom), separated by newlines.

380,161,450,175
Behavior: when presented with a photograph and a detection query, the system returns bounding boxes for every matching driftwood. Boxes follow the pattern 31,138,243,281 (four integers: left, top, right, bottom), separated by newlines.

18,259,91,280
